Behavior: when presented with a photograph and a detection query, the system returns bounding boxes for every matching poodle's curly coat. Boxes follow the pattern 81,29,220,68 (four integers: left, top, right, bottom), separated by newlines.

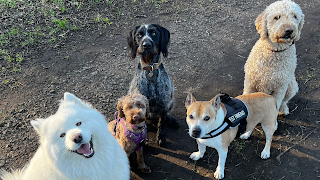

243,0,304,115
108,93,151,173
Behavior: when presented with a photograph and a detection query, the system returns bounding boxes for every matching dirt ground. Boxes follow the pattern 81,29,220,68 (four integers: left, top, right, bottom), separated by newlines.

1,0,320,179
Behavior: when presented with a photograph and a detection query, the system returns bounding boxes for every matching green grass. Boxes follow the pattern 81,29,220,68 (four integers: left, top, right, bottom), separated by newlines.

94,14,113,27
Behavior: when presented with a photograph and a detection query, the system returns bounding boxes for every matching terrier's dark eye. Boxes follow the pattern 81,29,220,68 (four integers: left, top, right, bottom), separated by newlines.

152,32,156,36
76,122,81,126
60,133,66,138
189,115,193,119
204,116,210,121
293,15,297,19
137,33,142,38
274,16,280,20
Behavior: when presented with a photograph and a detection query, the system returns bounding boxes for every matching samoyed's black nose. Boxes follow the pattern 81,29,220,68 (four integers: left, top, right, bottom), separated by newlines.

72,133,83,143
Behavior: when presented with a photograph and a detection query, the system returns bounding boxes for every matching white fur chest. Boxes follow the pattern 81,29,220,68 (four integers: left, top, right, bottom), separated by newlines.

197,135,223,149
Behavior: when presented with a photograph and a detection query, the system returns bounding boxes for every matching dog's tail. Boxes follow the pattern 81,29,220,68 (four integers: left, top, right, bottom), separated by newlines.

0,169,23,180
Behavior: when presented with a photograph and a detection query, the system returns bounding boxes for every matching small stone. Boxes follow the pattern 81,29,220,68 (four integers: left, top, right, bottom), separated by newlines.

0,159,5,167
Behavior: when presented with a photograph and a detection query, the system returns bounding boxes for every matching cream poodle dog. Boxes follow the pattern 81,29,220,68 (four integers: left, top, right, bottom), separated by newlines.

243,0,304,115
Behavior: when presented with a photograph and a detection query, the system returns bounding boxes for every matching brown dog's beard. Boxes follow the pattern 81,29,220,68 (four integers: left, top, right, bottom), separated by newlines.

137,47,158,65
127,116,146,125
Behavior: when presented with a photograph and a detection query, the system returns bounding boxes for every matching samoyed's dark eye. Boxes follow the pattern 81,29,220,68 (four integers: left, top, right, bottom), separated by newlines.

60,133,65,138
76,122,81,126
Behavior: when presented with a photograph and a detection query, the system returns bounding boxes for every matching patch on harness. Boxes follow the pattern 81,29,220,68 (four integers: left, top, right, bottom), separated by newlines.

201,93,249,139
221,93,248,134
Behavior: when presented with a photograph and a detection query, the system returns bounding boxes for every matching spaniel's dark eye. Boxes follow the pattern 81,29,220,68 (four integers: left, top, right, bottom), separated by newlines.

204,116,210,121
293,15,297,19
274,16,280,20
189,115,193,119
152,32,156,36
76,122,81,126
137,33,142,38
60,133,66,138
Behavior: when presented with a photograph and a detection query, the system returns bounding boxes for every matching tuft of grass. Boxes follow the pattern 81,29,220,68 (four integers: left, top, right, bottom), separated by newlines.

94,14,113,27
52,18,68,29
233,139,246,155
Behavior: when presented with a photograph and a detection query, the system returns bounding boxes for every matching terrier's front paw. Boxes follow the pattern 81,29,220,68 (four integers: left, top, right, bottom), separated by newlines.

261,149,270,159
189,151,203,161
214,167,224,179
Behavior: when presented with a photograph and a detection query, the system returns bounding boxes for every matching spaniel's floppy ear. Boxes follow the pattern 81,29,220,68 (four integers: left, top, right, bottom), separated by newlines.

117,97,125,118
255,10,268,40
127,26,140,59
155,24,170,58
294,13,305,41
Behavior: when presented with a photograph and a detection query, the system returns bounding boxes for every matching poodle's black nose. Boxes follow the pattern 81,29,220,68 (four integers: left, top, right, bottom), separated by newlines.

284,28,293,38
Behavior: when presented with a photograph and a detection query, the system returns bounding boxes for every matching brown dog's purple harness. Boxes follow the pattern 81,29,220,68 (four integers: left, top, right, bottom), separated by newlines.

201,93,248,139
112,112,147,152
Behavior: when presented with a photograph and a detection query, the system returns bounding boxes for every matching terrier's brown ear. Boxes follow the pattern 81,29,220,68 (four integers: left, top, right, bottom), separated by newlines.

210,94,223,110
255,10,268,40
185,92,196,109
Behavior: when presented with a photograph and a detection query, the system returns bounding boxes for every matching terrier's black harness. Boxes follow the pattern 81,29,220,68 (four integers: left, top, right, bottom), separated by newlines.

201,93,248,139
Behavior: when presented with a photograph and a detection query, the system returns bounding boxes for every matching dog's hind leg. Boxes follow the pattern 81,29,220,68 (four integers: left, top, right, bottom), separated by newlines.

279,78,298,116
260,120,276,159
243,79,257,95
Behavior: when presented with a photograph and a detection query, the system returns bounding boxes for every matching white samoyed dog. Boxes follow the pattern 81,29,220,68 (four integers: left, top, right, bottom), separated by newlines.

0,92,130,180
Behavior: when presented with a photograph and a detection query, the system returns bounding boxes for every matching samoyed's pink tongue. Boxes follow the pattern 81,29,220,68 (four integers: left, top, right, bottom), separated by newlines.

77,143,90,154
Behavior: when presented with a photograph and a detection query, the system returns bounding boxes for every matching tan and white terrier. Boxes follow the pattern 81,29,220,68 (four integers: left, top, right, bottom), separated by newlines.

185,92,278,179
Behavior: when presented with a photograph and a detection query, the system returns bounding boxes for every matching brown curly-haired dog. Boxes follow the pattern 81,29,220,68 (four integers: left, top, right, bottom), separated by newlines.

108,94,151,173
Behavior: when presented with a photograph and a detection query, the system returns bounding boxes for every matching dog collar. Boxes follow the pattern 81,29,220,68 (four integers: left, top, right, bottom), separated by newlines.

270,40,295,52
201,93,248,139
113,112,147,152
140,58,162,77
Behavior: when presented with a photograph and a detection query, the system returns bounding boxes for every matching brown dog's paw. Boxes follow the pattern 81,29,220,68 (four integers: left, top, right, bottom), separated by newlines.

139,165,151,173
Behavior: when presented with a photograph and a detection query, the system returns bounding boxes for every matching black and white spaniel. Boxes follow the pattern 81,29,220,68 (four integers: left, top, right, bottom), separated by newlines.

127,24,179,146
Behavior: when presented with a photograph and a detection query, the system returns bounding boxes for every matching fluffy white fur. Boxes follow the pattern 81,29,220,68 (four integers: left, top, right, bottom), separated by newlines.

243,0,304,115
0,93,130,180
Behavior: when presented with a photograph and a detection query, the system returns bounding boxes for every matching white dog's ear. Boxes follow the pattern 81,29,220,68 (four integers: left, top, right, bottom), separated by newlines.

294,13,305,41
255,10,268,40
64,92,83,104
210,94,222,110
31,118,45,135
63,92,91,108
185,92,196,108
